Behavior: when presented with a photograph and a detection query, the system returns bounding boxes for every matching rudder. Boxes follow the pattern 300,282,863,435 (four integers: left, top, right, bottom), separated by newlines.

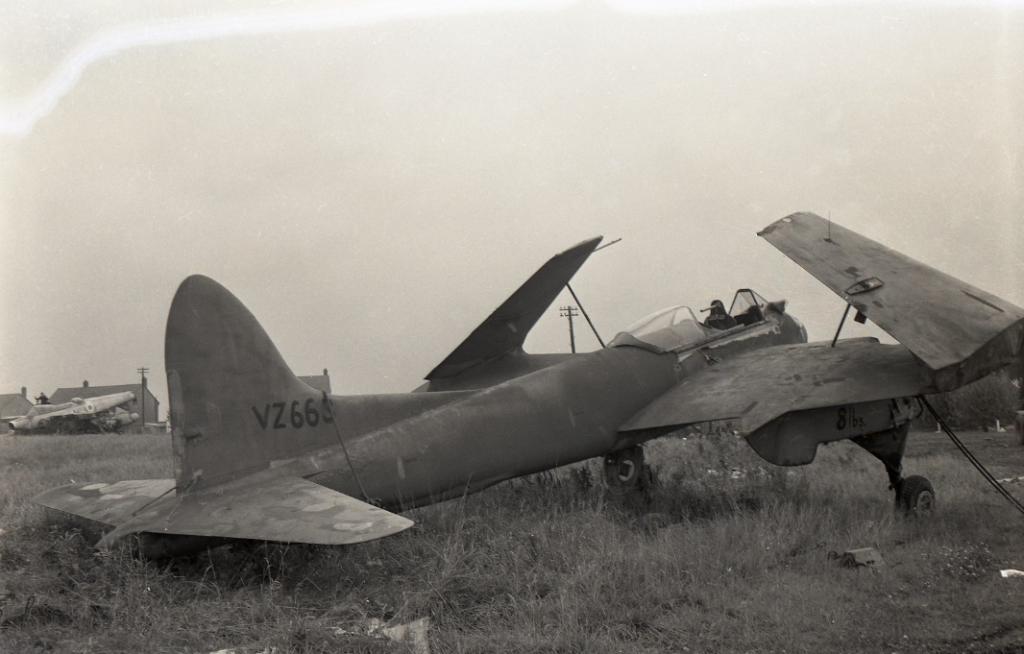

165,275,333,490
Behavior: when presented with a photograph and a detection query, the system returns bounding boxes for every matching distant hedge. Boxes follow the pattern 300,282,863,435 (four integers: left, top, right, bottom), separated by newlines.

916,370,1022,431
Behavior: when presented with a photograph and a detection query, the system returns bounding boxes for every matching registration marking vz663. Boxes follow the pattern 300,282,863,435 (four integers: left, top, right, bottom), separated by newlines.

252,398,334,430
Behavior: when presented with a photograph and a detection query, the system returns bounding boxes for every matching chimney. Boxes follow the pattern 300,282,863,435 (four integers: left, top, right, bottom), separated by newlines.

83,380,89,388
323,368,328,377
21,386,26,398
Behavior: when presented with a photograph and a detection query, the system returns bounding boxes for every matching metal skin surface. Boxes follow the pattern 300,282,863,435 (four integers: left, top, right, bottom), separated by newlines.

93,475,415,549
426,237,603,380
34,480,176,525
760,213,1024,390
305,346,683,509
621,339,934,435
744,398,917,466
33,216,1024,557
8,391,138,433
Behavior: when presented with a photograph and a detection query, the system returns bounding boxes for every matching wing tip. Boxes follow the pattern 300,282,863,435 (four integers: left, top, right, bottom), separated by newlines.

759,212,824,237
424,235,606,381
560,235,603,257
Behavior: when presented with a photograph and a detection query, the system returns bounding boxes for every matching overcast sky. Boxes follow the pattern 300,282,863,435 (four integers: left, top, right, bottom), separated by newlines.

1,0,1021,413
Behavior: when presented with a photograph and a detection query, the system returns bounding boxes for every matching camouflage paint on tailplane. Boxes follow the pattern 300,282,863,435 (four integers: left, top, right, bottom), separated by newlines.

35,216,1024,557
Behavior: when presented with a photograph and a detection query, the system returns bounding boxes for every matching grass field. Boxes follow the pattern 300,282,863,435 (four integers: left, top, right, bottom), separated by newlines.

3,429,1024,653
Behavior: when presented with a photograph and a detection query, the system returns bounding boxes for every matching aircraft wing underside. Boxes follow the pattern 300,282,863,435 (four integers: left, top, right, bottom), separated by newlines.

759,212,1024,390
619,338,935,436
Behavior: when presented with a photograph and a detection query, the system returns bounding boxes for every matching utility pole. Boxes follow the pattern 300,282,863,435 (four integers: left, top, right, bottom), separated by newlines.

137,367,149,427
559,306,579,353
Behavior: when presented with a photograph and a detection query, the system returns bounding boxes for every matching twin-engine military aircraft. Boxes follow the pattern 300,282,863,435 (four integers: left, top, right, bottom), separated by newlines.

10,392,139,434
35,213,1024,558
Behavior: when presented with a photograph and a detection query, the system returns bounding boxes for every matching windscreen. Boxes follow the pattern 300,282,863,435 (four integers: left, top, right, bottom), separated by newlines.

728,289,769,325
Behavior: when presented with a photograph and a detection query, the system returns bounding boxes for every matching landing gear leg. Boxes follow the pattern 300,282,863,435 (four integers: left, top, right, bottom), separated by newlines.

852,422,935,514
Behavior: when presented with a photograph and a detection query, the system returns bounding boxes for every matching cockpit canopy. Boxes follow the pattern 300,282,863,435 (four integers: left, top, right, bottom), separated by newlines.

609,289,774,352
609,306,707,351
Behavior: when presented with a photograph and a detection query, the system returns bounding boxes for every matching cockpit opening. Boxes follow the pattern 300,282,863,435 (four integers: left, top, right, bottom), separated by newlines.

609,289,777,352
700,299,737,330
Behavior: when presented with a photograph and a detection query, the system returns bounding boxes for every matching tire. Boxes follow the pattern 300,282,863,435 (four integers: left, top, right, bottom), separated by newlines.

603,446,645,492
897,475,935,514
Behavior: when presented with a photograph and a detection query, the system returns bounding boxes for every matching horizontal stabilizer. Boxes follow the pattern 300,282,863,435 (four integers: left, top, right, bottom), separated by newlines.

760,213,1024,389
35,479,176,526
96,475,413,548
38,475,413,549
426,236,602,380
620,339,934,435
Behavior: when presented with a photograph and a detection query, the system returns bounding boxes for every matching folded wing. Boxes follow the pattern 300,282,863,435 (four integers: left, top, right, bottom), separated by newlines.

426,236,602,380
759,212,1024,390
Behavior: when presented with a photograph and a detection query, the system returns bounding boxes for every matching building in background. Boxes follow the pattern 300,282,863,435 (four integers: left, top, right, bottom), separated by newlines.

49,380,160,433
0,387,34,434
298,369,332,394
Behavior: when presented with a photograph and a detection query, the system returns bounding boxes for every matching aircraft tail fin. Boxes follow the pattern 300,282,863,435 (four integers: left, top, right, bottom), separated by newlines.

165,275,332,491
760,212,1024,390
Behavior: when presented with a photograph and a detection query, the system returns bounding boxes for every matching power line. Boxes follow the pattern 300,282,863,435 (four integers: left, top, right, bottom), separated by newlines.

137,367,149,428
566,283,604,348
559,306,579,353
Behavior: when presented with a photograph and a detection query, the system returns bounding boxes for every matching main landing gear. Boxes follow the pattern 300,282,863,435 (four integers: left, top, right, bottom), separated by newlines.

852,422,935,514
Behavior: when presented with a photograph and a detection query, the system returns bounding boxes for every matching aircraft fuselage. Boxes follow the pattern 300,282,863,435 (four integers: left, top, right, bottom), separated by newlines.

272,309,805,511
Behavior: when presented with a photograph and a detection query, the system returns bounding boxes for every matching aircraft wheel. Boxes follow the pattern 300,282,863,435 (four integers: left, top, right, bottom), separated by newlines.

604,445,645,492
897,475,935,514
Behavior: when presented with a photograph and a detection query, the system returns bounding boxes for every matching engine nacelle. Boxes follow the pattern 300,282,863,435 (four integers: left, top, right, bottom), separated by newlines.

745,397,917,466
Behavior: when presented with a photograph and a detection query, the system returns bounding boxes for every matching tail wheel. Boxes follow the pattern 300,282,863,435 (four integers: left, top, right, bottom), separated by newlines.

897,475,935,514
603,446,646,492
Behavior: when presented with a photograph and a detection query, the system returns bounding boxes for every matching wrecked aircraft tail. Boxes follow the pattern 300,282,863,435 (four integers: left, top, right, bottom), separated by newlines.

165,275,335,491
